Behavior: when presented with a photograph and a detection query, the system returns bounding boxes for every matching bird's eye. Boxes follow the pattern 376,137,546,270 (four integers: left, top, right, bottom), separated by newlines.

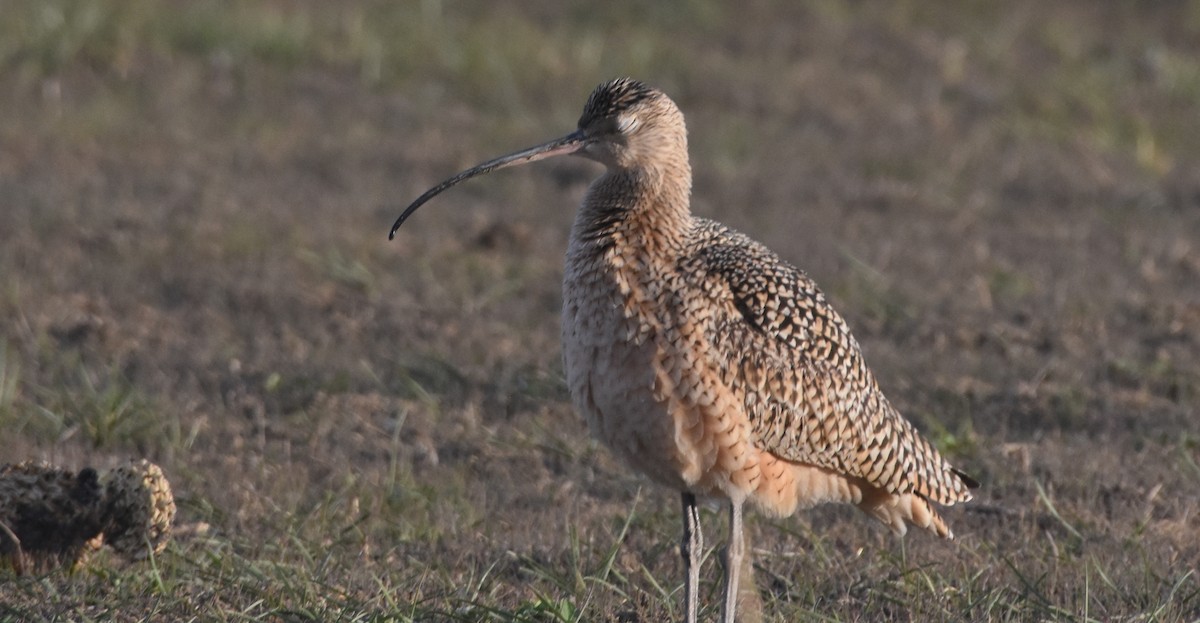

615,114,640,133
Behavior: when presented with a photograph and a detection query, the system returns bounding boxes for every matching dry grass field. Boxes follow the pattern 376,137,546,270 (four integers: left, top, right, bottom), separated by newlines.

1,1,1198,621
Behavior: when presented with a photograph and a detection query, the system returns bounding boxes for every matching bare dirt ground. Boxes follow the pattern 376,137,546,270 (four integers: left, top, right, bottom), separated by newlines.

1,1,1198,621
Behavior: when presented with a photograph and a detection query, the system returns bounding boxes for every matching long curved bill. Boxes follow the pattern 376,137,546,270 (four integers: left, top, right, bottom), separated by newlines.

388,130,587,239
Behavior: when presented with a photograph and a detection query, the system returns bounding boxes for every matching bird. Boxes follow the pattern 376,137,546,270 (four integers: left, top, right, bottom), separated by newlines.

389,77,978,623
0,459,176,574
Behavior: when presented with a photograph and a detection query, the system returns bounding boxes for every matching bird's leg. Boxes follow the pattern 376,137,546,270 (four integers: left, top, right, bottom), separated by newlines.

720,499,745,623
680,492,702,623
735,537,764,623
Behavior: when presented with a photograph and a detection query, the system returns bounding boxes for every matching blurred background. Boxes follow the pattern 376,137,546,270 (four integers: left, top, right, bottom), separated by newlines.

1,1,1197,620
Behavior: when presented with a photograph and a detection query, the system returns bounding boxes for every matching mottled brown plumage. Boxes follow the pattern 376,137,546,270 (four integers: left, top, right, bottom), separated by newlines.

0,459,176,574
391,77,977,623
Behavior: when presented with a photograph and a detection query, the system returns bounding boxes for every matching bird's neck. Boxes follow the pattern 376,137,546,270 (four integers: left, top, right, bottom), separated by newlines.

575,162,693,257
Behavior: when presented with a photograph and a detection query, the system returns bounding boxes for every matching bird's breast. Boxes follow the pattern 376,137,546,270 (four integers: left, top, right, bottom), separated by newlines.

560,236,751,497
561,240,687,489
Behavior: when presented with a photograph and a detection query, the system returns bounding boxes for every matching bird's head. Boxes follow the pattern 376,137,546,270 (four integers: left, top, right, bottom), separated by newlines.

574,77,686,170
388,78,686,238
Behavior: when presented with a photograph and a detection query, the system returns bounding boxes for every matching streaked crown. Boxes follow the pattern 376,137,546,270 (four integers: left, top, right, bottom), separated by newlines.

579,78,658,128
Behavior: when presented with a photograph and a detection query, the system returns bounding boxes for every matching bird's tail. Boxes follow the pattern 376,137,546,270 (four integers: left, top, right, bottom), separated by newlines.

856,487,954,539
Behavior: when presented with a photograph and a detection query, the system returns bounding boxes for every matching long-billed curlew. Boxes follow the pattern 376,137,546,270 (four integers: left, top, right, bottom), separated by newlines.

389,78,977,622
0,459,176,574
